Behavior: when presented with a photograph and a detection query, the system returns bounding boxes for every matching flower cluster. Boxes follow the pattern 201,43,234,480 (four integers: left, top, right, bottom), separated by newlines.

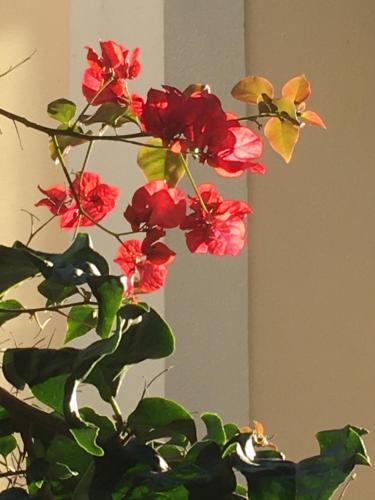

82,40,141,105
36,171,119,228
140,86,265,177
35,39,262,297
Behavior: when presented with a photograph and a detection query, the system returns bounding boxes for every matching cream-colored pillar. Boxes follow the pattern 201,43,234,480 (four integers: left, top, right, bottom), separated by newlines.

246,1,375,497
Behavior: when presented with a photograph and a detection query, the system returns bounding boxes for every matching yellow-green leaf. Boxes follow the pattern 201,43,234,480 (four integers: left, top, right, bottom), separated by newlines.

282,74,311,104
272,96,298,122
231,76,274,104
302,110,327,129
264,117,300,163
137,139,185,187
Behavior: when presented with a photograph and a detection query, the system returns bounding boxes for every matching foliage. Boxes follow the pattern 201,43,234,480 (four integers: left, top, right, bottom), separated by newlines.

0,39,368,499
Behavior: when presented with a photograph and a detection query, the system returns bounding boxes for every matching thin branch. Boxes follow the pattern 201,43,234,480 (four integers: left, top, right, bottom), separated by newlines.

0,50,36,79
12,120,23,150
0,107,149,143
0,300,98,315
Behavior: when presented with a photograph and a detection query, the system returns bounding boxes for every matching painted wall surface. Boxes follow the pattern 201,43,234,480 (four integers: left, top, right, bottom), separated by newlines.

246,1,375,497
164,0,250,425
69,0,165,415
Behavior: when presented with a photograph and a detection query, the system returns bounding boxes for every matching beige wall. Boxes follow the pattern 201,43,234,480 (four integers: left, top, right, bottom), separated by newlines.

246,1,375,497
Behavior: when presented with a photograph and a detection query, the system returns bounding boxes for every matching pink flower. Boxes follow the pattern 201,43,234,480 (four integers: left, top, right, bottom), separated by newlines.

82,40,141,105
36,171,119,229
124,180,186,231
114,239,173,294
181,183,252,256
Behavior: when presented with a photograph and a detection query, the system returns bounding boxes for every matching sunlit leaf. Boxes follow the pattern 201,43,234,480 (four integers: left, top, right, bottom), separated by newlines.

231,76,274,104
301,110,327,129
47,98,77,125
201,412,226,445
282,74,311,104
128,397,197,444
272,97,298,122
264,117,300,163
137,139,186,187
49,124,88,162
83,102,136,127
88,276,123,339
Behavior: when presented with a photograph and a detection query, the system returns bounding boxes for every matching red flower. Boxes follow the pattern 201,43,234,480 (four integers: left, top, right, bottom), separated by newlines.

114,239,173,294
35,185,69,215
141,86,189,143
82,40,141,105
181,183,252,256
36,171,119,229
124,180,186,231
199,119,264,177
141,86,264,177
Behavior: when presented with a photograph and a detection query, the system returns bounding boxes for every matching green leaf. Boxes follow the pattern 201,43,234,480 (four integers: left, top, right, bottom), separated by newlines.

47,98,77,125
31,373,70,414
83,102,136,127
137,139,186,187
49,124,88,162
0,300,23,326
236,425,370,500
224,423,240,441
201,412,226,445
65,305,98,343
0,434,16,458
127,397,197,444
46,435,93,477
88,276,123,339
0,245,39,297
264,117,300,163
70,426,103,457
79,407,116,444
87,305,174,401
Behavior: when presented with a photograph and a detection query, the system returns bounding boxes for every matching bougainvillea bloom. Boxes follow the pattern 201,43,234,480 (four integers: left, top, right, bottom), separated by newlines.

35,185,69,215
124,180,186,231
82,40,141,105
36,171,119,229
141,86,264,176
181,183,252,256
114,239,172,294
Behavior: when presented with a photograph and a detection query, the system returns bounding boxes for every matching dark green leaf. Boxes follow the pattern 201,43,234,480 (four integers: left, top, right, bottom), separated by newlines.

79,407,116,444
32,374,70,414
137,139,186,187
0,488,30,499
127,397,197,444
0,434,16,458
88,276,123,339
201,412,226,445
46,435,93,477
87,305,174,401
65,305,98,343
0,245,39,297
0,300,23,326
47,98,77,125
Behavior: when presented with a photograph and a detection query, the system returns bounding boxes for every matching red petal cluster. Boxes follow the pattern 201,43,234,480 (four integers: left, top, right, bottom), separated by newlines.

114,239,173,294
140,86,264,176
181,183,252,256
124,180,186,231
36,171,119,229
82,40,141,105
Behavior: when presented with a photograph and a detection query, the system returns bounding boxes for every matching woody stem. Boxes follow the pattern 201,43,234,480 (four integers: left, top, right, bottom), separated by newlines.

180,154,208,213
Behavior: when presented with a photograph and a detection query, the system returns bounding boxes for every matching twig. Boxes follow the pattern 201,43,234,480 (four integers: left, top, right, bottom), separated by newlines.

140,366,173,400
0,50,36,79
0,300,98,315
12,120,23,150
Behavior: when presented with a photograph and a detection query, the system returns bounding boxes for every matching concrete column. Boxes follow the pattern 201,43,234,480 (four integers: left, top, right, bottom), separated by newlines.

246,1,375,497
164,0,250,425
